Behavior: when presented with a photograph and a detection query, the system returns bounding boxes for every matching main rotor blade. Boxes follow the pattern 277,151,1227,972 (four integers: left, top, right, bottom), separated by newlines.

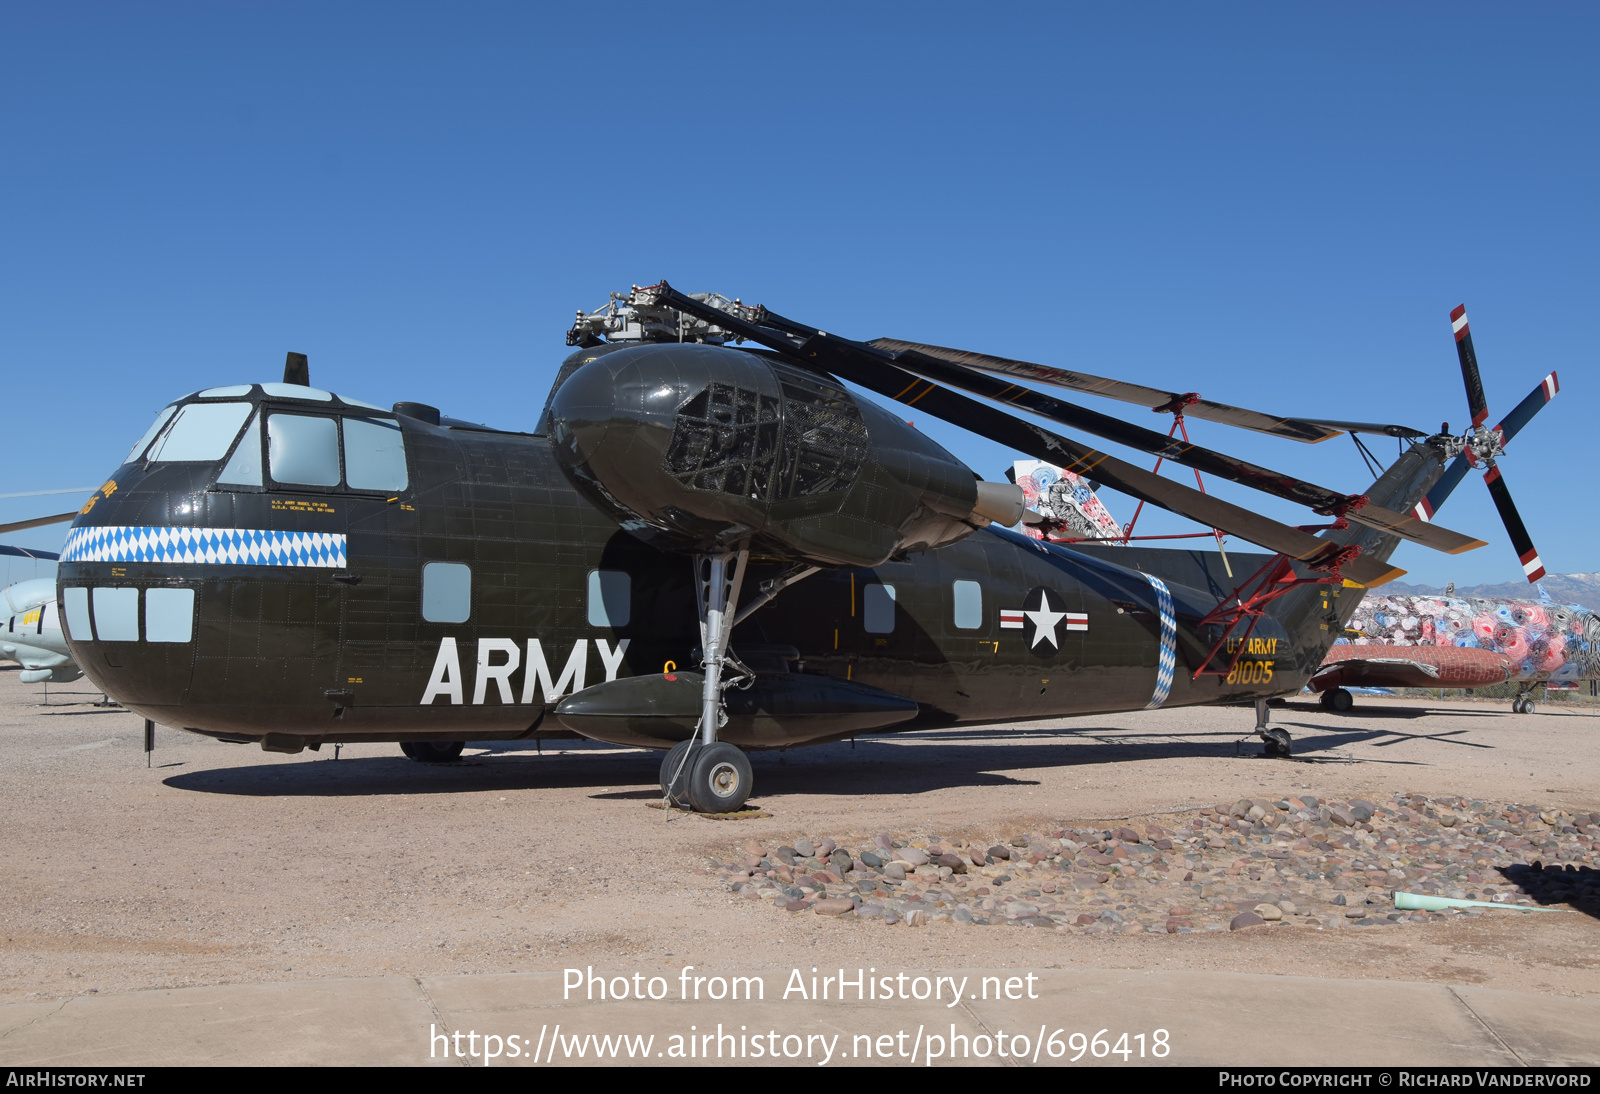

1495,371,1560,446
879,344,1481,555
1413,452,1473,522
650,286,1404,586
1451,305,1490,428
1295,418,1428,440
869,338,1425,443
1482,465,1545,582
0,512,77,536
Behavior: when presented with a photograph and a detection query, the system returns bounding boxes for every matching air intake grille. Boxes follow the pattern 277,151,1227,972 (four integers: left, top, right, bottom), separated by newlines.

773,363,866,499
663,383,783,498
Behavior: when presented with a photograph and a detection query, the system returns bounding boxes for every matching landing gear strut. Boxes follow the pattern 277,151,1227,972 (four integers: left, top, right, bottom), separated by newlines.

659,547,756,813
1319,687,1353,713
1255,697,1293,758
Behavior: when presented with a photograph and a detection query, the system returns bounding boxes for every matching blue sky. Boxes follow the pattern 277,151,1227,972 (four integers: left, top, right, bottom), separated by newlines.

2,4,1593,589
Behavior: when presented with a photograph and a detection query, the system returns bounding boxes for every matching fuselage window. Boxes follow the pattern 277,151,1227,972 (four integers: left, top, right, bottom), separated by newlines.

62,588,92,641
343,417,409,491
90,587,140,642
421,562,472,623
145,402,253,463
587,570,631,628
863,582,896,634
216,412,263,486
124,406,177,464
952,579,983,630
267,413,341,487
145,588,196,643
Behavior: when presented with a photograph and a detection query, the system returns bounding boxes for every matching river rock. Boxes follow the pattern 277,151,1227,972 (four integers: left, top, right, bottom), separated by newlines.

894,848,930,867
1253,903,1282,921
1229,912,1266,930
813,898,854,917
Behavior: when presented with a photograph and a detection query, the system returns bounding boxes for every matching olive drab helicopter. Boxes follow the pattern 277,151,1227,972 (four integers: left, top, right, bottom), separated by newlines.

49,288,1541,813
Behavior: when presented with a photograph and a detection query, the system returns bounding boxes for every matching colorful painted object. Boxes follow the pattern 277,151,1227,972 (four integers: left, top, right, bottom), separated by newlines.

1012,460,1125,544
1335,593,1600,684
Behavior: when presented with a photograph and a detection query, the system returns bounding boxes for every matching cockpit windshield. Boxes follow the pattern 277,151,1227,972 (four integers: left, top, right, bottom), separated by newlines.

144,402,253,463
122,387,409,494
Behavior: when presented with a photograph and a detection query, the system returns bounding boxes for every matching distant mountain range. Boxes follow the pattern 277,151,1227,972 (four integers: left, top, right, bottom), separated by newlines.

1382,572,1600,609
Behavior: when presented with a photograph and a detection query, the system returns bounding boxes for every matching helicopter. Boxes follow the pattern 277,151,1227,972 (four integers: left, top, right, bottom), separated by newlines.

48,288,1530,813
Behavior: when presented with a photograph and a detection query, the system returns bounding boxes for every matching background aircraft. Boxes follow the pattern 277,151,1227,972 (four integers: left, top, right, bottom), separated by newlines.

1,573,81,683
0,489,93,684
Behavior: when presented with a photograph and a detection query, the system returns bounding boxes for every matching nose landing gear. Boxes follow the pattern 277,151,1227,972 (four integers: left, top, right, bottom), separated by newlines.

657,548,756,814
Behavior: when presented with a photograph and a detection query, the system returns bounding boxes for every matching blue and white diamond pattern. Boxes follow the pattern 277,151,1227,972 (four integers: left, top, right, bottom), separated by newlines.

1143,573,1177,709
60,525,346,568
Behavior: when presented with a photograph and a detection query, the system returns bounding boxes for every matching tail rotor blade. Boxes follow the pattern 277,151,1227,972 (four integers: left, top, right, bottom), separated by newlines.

1494,371,1559,446
1451,305,1490,428
1483,464,1545,582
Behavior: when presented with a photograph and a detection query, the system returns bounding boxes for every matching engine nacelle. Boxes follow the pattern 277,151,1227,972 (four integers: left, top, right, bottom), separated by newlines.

547,343,1021,567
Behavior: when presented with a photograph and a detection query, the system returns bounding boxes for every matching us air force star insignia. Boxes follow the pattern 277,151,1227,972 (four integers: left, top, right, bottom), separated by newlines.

1023,586,1070,653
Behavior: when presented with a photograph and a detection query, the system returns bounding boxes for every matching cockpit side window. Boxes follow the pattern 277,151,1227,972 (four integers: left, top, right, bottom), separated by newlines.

342,417,408,491
267,413,341,487
212,407,409,495
216,411,263,486
145,402,253,463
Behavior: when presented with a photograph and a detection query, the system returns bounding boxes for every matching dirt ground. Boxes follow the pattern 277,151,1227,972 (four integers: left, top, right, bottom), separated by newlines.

2,667,1596,1005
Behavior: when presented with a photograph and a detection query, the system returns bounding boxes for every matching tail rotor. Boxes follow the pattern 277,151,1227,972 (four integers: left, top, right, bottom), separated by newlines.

1414,305,1558,582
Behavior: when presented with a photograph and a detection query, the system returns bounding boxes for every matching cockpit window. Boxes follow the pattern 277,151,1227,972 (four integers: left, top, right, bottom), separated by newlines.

343,418,408,491
124,406,177,464
267,413,341,487
145,402,253,463
216,411,263,486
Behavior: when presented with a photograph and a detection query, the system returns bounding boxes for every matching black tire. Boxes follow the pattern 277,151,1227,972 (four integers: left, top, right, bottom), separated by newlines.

1319,690,1337,711
687,742,753,814
408,740,465,763
1522,700,1536,716
1329,688,1354,713
399,742,418,759
660,739,697,806
1511,698,1523,714
1266,727,1293,757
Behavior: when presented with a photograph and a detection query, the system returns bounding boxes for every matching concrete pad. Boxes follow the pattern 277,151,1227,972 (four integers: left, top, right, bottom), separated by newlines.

1451,986,1600,1066
0,977,440,1066
965,969,1518,1066
3,968,1594,1067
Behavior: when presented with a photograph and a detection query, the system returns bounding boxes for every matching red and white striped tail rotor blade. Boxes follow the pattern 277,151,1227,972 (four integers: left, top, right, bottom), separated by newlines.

1483,464,1546,582
1451,304,1490,429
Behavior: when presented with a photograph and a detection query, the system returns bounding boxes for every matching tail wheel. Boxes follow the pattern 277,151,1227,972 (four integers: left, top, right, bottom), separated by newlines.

405,741,465,763
1329,688,1354,713
687,742,753,814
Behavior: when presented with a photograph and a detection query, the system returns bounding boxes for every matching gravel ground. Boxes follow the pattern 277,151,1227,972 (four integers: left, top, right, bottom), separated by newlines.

710,794,1599,931
2,666,1597,1004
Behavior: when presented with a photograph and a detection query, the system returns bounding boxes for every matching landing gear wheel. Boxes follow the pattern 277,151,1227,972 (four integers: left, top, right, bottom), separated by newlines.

659,739,698,807
1514,697,1535,715
405,740,465,763
1262,727,1293,758
686,742,753,814
1328,687,1354,713
1512,697,1524,714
